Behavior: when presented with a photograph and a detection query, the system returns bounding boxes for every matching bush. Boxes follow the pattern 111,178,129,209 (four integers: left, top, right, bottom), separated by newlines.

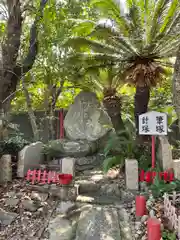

103,124,152,172
0,136,30,157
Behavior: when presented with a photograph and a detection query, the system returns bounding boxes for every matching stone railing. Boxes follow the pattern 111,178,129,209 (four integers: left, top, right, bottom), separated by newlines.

164,192,180,238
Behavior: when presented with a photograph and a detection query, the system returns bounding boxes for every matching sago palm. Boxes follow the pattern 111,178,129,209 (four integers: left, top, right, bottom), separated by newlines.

64,0,180,135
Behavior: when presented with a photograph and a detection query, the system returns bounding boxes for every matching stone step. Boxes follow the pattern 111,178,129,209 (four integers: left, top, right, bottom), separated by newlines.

75,206,121,240
76,194,122,205
75,180,101,194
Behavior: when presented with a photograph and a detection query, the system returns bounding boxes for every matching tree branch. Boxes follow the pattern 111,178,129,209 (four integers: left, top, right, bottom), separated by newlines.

16,0,48,75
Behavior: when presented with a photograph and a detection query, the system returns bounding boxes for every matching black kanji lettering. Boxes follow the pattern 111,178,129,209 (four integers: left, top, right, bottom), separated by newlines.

156,116,164,125
156,125,164,133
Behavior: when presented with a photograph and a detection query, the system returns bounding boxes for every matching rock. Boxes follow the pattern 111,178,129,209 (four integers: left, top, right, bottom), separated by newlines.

5,198,20,207
106,168,120,179
118,208,132,240
47,139,97,158
120,190,135,202
135,221,141,230
48,215,73,240
64,91,112,141
125,159,139,190
22,200,39,212
149,209,156,218
17,142,44,178
141,215,148,223
51,159,59,165
27,184,50,193
61,157,75,175
31,192,48,201
91,173,104,182
78,180,100,194
118,208,129,222
0,155,12,183
75,154,104,171
100,183,121,197
56,201,76,214
7,191,16,197
75,206,121,239
76,156,98,166
49,186,77,201
16,192,24,198
157,136,173,171
0,210,18,226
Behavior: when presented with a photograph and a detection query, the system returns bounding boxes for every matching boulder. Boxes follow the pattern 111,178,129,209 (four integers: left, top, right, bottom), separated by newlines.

64,91,112,141
46,139,97,158
75,154,104,171
75,206,121,239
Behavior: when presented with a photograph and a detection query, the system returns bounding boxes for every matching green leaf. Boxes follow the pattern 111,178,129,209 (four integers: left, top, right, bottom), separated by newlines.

103,156,123,173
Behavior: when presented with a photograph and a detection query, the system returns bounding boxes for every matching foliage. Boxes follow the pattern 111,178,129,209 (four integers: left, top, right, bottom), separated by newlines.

64,0,180,88
103,121,151,172
103,156,122,173
0,136,30,156
149,173,178,198
162,230,176,240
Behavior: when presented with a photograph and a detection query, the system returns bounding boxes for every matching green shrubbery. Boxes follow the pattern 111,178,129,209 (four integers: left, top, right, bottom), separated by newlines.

103,120,152,172
0,136,30,157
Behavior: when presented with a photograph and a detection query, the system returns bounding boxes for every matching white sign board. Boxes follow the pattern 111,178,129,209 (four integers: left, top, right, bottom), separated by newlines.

139,111,167,135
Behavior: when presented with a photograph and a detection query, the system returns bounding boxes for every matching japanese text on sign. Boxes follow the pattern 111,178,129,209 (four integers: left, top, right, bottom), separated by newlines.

139,111,167,135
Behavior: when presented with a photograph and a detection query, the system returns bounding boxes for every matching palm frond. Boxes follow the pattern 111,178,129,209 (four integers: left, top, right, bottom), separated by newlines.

63,36,122,54
65,52,123,68
148,0,172,44
90,0,130,35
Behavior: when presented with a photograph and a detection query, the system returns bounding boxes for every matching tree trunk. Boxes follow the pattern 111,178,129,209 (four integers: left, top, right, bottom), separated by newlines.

173,45,180,130
43,81,65,141
134,86,150,134
103,95,125,133
0,0,47,115
22,77,40,141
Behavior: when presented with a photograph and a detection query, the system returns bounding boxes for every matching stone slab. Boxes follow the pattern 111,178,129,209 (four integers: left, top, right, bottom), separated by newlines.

64,91,112,141
17,142,44,178
48,215,74,240
173,159,180,180
75,206,121,239
157,136,173,171
49,185,77,201
125,159,138,190
0,210,18,226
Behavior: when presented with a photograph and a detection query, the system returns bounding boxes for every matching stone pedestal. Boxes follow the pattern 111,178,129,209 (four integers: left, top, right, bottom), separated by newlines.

125,159,138,190
0,155,12,183
173,159,180,180
61,157,75,176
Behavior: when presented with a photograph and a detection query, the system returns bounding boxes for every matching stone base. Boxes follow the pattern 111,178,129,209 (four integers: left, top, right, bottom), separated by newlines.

27,184,78,201
125,159,139,190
